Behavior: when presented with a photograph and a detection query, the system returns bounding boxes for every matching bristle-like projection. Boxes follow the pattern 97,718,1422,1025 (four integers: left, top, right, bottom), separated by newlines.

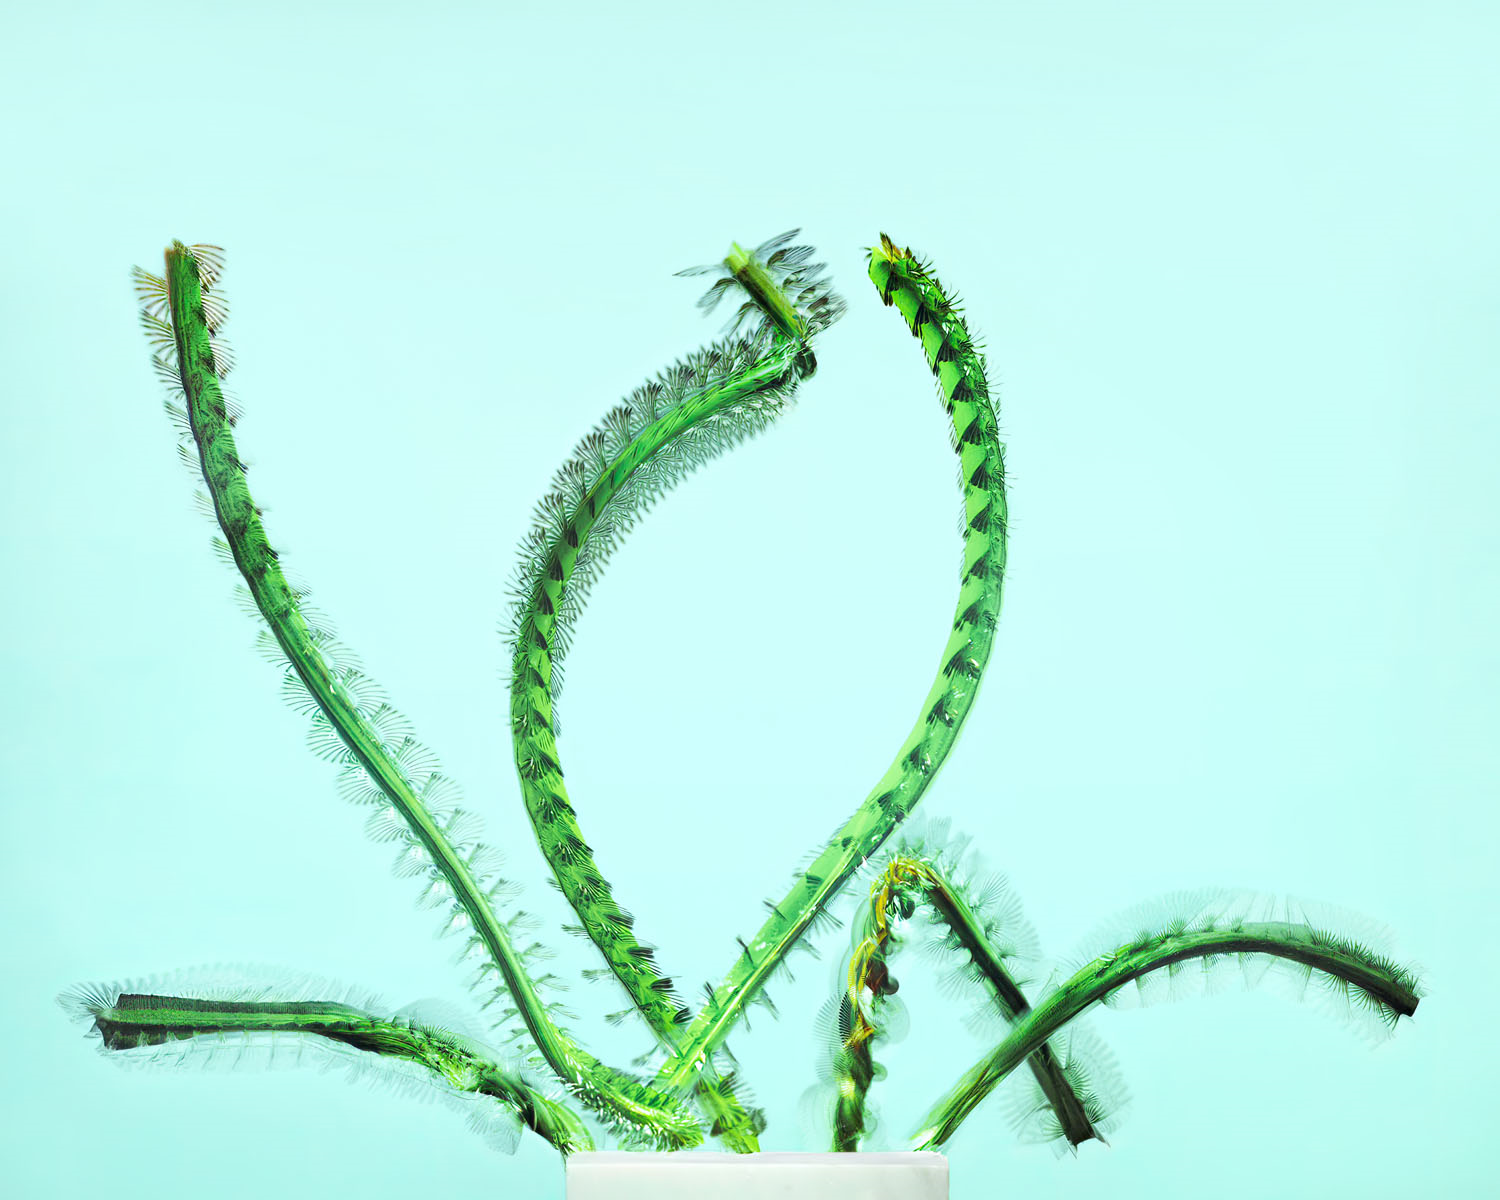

58,966,592,1155
504,235,844,1151
910,897,1423,1149
995,1020,1126,1155
702,1062,768,1142
132,241,701,1151
799,994,852,1147
675,227,846,343
654,234,1008,1101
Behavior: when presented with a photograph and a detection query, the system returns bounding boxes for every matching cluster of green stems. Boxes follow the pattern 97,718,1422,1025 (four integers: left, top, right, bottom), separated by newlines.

64,231,1422,1162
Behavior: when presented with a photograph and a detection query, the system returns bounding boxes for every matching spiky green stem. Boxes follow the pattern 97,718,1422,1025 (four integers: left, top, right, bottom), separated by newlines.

160,243,700,1149
509,242,837,1151
911,922,1423,1148
510,337,801,1035
655,234,1008,1093
85,992,593,1153
511,337,798,1149
831,854,1103,1150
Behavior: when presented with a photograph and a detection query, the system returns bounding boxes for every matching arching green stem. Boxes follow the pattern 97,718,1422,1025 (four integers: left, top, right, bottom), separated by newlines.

80,991,593,1153
911,922,1423,1148
655,234,1008,1093
510,336,802,1035
830,854,1104,1151
508,236,839,1150
156,243,700,1148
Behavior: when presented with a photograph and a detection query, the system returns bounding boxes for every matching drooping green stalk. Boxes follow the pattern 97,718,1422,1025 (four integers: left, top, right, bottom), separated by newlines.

144,242,700,1149
655,234,1009,1093
507,233,842,1149
64,982,593,1154
911,919,1423,1148
828,851,1108,1151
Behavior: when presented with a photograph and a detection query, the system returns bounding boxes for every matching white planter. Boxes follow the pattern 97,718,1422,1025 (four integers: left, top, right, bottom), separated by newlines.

566,1152,948,1200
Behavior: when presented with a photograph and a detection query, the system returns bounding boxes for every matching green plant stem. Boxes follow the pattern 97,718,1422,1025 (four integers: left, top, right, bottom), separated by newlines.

162,243,700,1149
911,922,1423,1148
87,992,594,1153
512,337,799,1150
510,339,801,1035
655,234,1008,1094
833,854,1103,1150
509,242,833,1151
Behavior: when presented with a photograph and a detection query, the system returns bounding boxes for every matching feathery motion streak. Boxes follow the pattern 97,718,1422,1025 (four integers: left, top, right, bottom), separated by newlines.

61,231,1422,1164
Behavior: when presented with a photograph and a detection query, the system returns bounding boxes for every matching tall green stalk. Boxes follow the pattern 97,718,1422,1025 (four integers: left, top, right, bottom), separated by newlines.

135,242,701,1149
506,231,843,1148
654,234,1008,1093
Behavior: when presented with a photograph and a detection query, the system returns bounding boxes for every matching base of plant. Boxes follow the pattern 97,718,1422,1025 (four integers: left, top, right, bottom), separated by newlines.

565,1152,948,1200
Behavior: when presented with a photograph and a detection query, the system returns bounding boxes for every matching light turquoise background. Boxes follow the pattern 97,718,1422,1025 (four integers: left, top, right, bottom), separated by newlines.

3,2,1495,1197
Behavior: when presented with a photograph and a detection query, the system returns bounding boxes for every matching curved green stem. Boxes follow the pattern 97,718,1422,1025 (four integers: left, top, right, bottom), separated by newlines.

510,335,802,1036
911,922,1422,1148
831,854,1105,1150
508,237,838,1149
158,243,700,1149
512,337,799,1150
82,991,594,1154
655,234,1008,1092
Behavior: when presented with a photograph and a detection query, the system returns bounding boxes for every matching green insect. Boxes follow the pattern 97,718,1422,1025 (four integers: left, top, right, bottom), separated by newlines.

60,230,1423,1166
